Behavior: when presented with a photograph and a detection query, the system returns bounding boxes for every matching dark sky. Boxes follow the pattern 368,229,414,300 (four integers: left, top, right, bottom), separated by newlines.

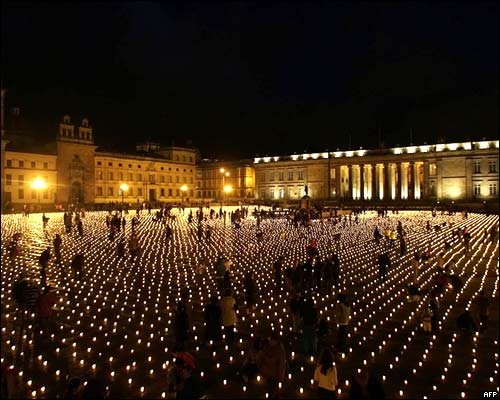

2,1,498,159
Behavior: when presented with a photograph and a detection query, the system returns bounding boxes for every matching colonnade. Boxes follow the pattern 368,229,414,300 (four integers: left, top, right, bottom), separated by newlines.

334,161,425,201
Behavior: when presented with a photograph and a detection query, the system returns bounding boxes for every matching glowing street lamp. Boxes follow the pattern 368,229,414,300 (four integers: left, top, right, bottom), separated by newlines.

119,183,129,210
220,168,230,205
180,185,188,206
223,184,232,207
31,178,47,210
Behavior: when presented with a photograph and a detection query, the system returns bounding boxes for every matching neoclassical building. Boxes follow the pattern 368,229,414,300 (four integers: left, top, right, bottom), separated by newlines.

1,90,498,209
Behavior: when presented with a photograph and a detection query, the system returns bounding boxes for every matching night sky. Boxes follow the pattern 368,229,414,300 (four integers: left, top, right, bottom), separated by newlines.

2,1,498,159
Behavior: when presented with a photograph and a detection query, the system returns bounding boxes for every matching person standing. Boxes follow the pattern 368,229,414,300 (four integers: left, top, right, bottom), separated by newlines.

204,295,222,344
301,297,318,356
313,348,338,399
244,272,257,312
474,290,491,333
334,294,351,353
38,247,51,288
53,234,63,264
273,256,283,291
259,331,286,399
71,253,85,280
221,288,237,346
174,301,189,350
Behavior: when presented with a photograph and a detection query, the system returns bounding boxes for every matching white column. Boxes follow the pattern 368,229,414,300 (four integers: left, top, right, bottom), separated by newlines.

401,163,408,200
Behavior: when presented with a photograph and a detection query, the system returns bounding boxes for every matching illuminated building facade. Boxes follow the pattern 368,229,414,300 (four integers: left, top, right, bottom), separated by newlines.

0,91,498,208
253,142,499,202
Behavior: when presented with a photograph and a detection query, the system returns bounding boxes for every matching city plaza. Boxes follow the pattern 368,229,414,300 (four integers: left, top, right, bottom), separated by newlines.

1,205,498,398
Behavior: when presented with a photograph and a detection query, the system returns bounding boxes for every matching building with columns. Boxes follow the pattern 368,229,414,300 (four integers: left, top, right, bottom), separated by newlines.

253,141,499,203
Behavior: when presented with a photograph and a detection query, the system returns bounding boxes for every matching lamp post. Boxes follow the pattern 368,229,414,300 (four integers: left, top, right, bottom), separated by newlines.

220,168,230,207
180,184,188,206
119,183,129,213
223,184,232,208
31,177,47,212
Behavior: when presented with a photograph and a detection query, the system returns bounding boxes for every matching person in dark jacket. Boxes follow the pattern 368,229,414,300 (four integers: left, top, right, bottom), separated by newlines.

244,272,257,311
174,301,189,349
204,295,222,343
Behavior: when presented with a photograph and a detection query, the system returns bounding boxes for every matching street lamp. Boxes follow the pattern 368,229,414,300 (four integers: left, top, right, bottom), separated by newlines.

119,183,129,211
180,184,188,206
223,184,232,208
220,168,230,205
31,178,47,211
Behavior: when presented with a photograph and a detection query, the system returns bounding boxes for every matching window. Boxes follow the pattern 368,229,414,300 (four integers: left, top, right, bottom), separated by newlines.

129,164,132,168
260,190,266,199
490,184,498,196
183,177,187,183
137,174,142,181
97,161,102,166
97,187,103,196
176,189,180,196
278,172,284,181
149,175,155,184
128,173,133,181
260,173,265,182
288,171,294,181
190,157,193,162
429,163,437,176
108,162,113,167
18,175,24,186
270,189,275,198
269,172,275,181
190,177,194,184
298,171,304,180
19,160,24,168
97,171,103,180
279,188,284,198
160,188,165,196
6,174,12,186
473,161,481,174
489,161,497,173
31,161,36,168
31,190,37,200
107,187,113,196
160,175,165,183
137,188,143,196
18,189,24,200
473,183,481,196
176,176,180,183
169,176,173,183
43,162,48,169
168,189,172,196
6,160,12,167
108,172,113,180
119,163,122,167
119,172,123,180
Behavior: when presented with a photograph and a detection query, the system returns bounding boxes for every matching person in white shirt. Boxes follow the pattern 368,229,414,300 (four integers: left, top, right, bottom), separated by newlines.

313,348,338,399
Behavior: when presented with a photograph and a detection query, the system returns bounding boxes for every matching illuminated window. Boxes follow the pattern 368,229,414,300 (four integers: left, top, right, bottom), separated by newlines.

429,163,437,176
260,173,265,182
128,173,133,181
278,172,284,181
473,183,481,196
489,161,497,173
288,171,294,180
279,188,284,198
260,190,265,199
270,189,275,198
137,174,142,181
119,172,123,180
108,172,113,180
107,187,113,196
149,175,155,184
160,175,165,183
97,187,103,196
137,188,143,196
473,161,481,174
18,175,24,186
490,184,497,196
6,174,12,185
97,171,103,180
6,160,12,167
19,160,24,168
269,172,275,181
298,171,304,180
43,162,48,169
18,189,24,199
31,161,36,168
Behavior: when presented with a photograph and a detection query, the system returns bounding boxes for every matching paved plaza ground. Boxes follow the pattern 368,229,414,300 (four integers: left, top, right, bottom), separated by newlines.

1,207,498,399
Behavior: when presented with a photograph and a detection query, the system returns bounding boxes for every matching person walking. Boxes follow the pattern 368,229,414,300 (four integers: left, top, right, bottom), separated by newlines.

334,294,351,353
221,288,237,346
313,348,338,399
